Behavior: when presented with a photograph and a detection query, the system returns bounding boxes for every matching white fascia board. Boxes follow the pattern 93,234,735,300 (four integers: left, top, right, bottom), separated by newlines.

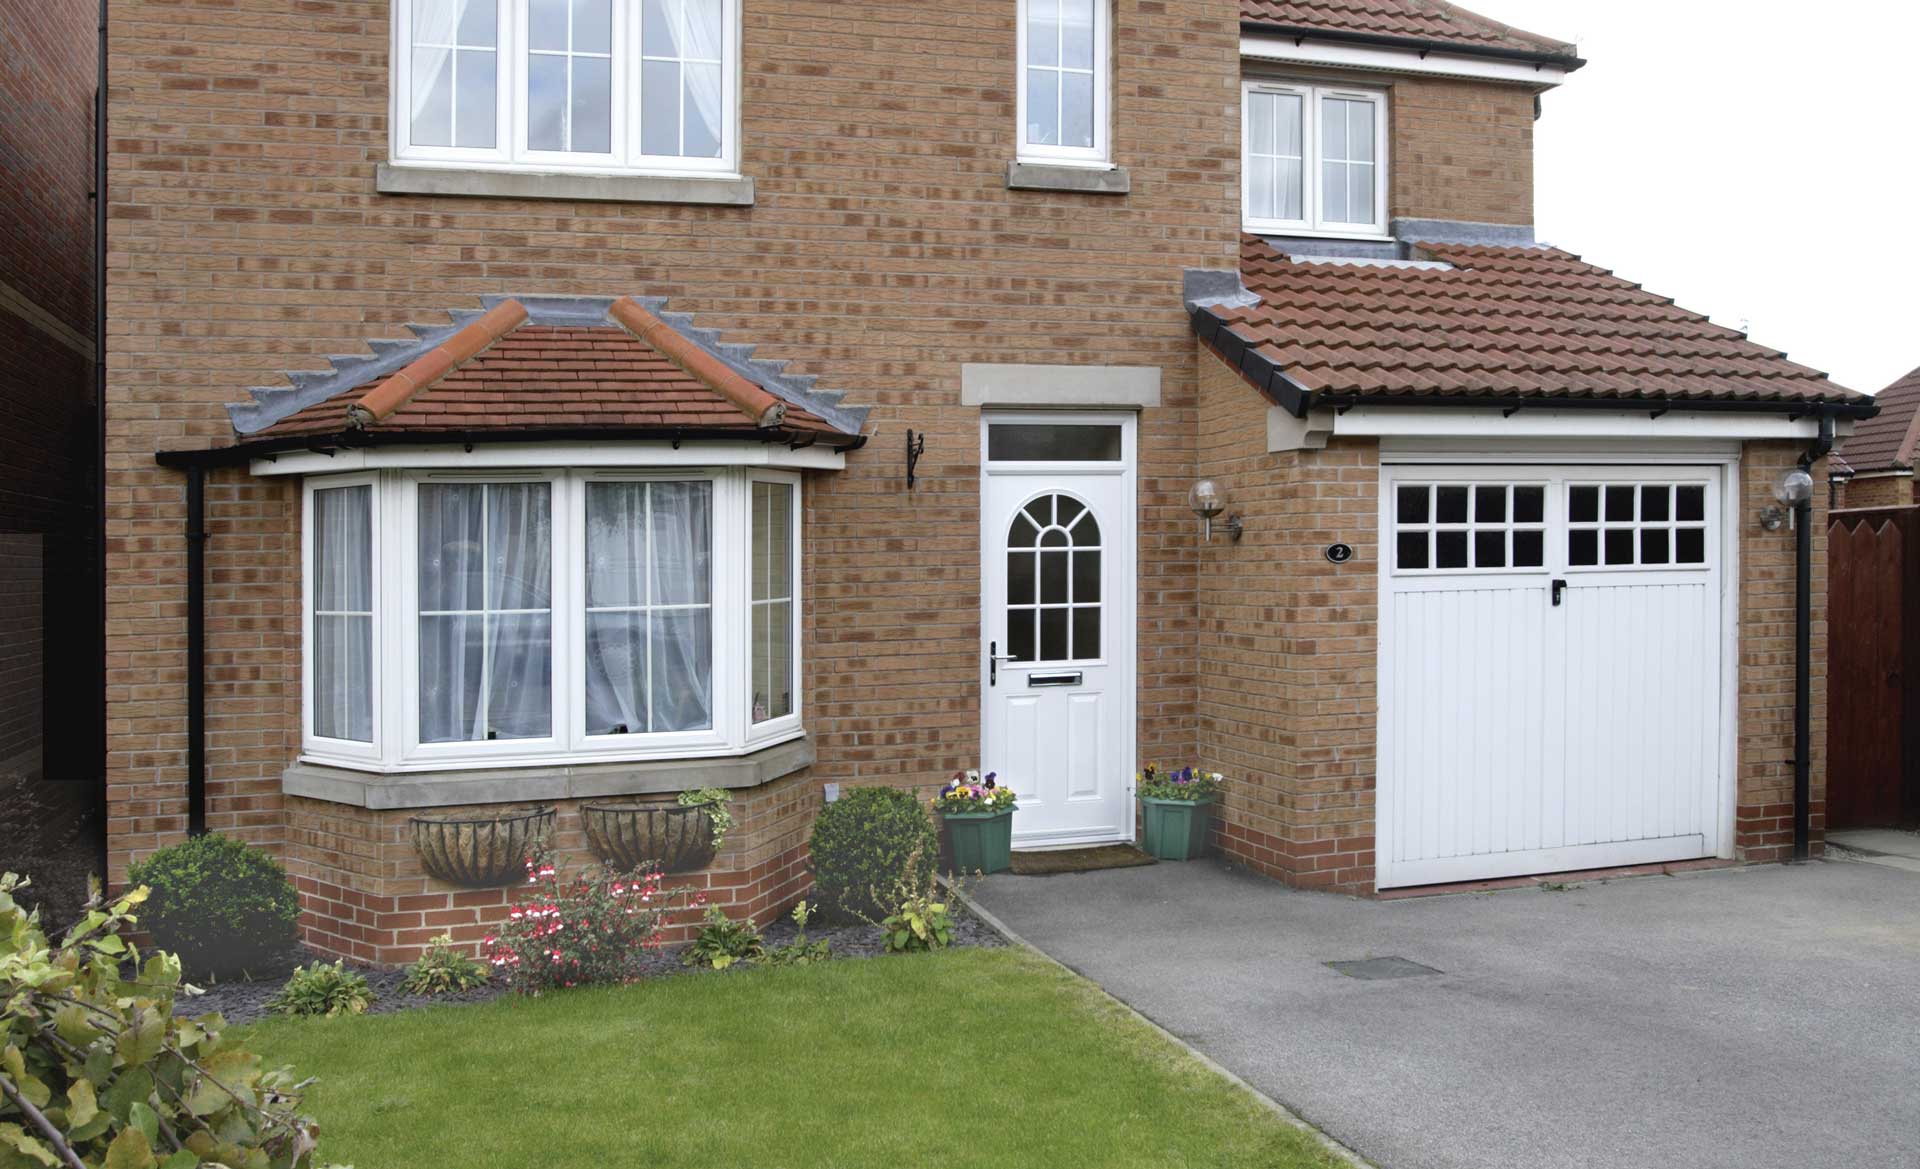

1241,34,1568,89
251,440,846,477
1279,407,1844,448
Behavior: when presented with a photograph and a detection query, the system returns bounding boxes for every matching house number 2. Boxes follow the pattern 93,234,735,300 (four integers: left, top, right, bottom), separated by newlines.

1324,543,1354,565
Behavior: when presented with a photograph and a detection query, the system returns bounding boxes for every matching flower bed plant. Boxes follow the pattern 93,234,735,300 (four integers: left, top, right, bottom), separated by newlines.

931,771,1017,816
481,850,687,994
269,960,376,1018
400,934,490,996
1136,764,1225,802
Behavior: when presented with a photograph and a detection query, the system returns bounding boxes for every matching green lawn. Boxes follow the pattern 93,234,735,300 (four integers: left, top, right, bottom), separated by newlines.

249,946,1346,1169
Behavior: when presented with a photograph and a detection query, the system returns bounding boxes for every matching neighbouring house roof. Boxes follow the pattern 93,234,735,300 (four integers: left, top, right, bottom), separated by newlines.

1834,365,1920,475
1240,0,1580,64
202,294,865,456
1192,235,1874,417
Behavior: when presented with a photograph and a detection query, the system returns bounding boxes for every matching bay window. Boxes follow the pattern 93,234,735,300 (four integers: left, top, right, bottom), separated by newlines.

1017,0,1110,166
1242,81,1388,236
302,467,800,771
393,0,739,175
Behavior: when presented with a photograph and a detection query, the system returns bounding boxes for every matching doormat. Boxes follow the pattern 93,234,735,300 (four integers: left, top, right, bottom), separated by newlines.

1008,844,1157,876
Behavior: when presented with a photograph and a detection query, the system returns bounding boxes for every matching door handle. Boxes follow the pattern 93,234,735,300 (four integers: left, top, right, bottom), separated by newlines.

1552,579,1568,606
989,640,1014,686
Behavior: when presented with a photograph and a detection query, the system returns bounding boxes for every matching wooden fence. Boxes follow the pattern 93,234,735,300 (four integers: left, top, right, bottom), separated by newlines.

1827,506,1920,829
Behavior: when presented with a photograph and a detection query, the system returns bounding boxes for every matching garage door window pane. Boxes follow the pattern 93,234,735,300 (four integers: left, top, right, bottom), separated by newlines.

1676,528,1706,564
1397,531,1429,570
1568,481,1711,571
1397,485,1429,524
1513,529,1544,567
1569,485,1599,523
1436,531,1469,569
1513,486,1544,524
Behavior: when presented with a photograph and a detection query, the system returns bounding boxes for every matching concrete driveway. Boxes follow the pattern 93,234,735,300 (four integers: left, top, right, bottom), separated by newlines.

971,858,1920,1169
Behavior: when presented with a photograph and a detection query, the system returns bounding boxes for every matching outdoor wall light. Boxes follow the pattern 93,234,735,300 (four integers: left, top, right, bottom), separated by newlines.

1759,466,1816,531
1189,479,1243,542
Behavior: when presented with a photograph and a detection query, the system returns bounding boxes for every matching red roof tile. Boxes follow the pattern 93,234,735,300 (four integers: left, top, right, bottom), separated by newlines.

1836,365,1920,474
1198,235,1869,410
1241,0,1577,59
260,321,835,440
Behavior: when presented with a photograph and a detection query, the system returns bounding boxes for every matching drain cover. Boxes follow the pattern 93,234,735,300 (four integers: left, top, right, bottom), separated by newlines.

1327,957,1441,980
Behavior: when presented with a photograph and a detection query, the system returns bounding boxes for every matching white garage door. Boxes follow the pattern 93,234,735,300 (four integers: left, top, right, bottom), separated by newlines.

1376,464,1727,889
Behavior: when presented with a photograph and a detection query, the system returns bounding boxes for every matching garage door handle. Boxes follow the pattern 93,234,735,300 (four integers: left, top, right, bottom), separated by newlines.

1552,579,1567,606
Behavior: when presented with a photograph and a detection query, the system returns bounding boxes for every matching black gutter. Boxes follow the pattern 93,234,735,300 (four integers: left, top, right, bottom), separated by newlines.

1241,21,1586,72
1190,306,1878,422
156,424,869,469
185,466,208,835
1793,415,1836,861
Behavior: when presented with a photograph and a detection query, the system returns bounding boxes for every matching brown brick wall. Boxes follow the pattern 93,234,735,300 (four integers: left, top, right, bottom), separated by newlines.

2,0,101,785
1735,442,1830,860
1194,344,1377,892
103,0,1243,902
1389,75,1535,227
1837,473,1914,511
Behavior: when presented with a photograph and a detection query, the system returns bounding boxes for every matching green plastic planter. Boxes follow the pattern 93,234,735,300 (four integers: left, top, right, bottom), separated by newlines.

942,810,1014,875
1141,797,1214,861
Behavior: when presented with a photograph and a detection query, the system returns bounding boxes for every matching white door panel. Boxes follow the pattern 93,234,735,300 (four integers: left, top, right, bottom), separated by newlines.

1378,465,1725,889
981,414,1136,848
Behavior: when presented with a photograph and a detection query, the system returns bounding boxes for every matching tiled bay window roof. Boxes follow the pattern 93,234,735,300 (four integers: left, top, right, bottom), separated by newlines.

223,294,865,449
1835,365,1920,474
1194,235,1873,414
1241,0,1580,61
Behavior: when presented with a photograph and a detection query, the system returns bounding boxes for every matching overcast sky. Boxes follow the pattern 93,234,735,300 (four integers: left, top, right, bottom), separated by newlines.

1452,0,1919,394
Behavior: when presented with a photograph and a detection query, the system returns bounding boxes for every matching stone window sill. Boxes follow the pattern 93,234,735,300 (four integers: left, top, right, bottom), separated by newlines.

284,736,812,810
375,162,755,206
1005,160,1131,195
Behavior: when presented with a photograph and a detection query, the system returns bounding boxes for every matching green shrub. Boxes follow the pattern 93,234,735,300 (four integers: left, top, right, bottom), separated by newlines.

681,906,763,970
125,834,300,979
268,960,375,1018
808,787,938,924
0,872,348,1169
400,933,490,995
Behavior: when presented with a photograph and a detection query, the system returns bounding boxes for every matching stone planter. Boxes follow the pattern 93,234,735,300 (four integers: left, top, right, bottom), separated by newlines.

581,802,717,873
1140,797,1213,861
408,806,555,887
941,809,1014,875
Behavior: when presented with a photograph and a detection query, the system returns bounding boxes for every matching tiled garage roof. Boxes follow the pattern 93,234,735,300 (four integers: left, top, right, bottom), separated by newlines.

221,294,864,449
1193,235,1873,414
1241,0,1578,60
1836,365,1920,473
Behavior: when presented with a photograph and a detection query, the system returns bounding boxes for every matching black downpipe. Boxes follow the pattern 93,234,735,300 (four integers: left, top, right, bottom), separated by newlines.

186,467,208,836
1793,415,1836,860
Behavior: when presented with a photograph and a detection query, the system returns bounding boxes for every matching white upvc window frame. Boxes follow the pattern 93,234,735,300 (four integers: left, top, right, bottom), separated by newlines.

391,0,742,179
745,471,803,747
1241,80,1389,238
1015,0,1112,168
299,465,803,774
302,473,384,766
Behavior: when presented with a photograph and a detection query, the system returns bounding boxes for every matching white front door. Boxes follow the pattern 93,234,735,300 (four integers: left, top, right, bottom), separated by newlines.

1377,464,1729,888
981,413,1136,849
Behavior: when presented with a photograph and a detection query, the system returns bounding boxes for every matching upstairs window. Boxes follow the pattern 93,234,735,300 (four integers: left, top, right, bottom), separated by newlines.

1017,0,1110,166
1242,81,1387,236
393,0,739,175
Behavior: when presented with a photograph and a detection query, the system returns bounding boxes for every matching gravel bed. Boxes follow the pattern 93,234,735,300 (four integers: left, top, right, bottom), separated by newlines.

179,906,1005,1026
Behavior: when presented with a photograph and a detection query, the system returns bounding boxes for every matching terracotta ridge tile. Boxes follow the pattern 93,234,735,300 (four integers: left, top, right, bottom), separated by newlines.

607,296,788,429
348,299,528,429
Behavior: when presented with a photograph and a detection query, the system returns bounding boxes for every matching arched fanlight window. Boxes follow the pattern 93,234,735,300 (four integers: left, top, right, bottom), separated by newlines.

1005,492,1101,663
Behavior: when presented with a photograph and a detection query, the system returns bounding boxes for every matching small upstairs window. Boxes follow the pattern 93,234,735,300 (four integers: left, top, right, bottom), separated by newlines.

1242,81,1388,237
393,0,739,176
1018,0,1110,166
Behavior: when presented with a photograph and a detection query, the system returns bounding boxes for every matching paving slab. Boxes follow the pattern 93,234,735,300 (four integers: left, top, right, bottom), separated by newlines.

972,859,1920,1169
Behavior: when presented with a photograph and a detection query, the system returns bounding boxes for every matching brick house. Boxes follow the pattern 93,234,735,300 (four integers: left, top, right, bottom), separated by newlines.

2,0,103,793
107,0,1874,964
1832,365,1920,509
